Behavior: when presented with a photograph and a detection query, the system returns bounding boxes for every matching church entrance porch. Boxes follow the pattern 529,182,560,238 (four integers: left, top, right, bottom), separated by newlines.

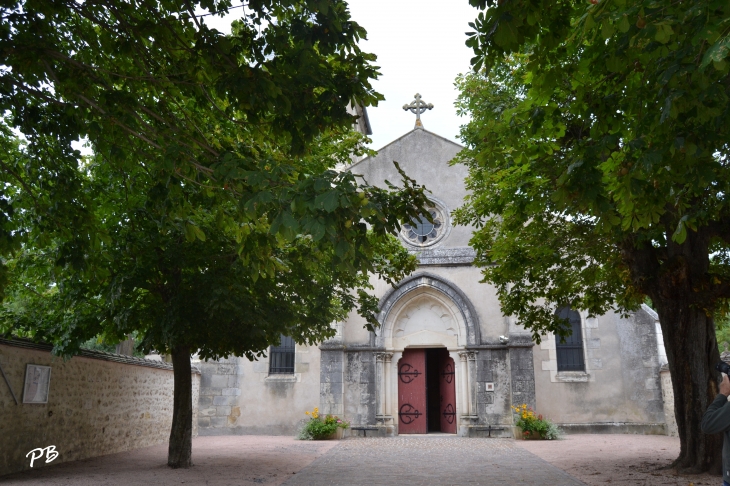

397,348,456,434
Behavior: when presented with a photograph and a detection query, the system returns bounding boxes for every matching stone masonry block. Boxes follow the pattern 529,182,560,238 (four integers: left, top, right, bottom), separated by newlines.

476,361,493,382
477,392,494,404
321,381,343,399
217,364,236,375
212,395,237,406
642,357,657,368
209,374,228,388
541,360,557,371
589,358,603,370
200,407,217,417
586,338,601,349
321,371,343,383
359,367,374,384
222,388,241,396
511,369,533,382
216,406,231,416
199,396,213,407
209,416,228,428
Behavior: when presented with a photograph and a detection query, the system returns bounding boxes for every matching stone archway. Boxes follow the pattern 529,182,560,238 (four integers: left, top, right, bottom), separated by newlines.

372,273,481,436
374,272,481,348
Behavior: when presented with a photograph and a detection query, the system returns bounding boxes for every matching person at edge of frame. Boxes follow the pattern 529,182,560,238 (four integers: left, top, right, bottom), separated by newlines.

701,373,730,486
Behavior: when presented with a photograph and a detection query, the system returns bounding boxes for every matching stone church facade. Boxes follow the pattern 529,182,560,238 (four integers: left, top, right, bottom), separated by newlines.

195,108,669,438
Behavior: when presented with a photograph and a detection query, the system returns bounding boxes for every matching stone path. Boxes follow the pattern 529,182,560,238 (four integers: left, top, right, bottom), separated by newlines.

283,436,587,486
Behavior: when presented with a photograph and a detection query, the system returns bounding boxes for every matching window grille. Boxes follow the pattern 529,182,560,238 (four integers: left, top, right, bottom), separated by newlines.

269,335,295,374
555,307,585,372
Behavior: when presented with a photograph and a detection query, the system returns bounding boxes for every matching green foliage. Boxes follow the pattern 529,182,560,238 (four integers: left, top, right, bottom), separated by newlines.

457,0,730,341
512,403,560,440
298,417,349,440
0,128,428,361
0,0,387,302
0,1,432,360
297,407,349,440
81,333,146,358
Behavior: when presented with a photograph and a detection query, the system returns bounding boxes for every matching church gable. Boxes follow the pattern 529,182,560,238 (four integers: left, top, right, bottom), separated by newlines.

350,128,472,249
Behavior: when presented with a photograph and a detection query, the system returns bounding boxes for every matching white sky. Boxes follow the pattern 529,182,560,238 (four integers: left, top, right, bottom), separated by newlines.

204,1,480,150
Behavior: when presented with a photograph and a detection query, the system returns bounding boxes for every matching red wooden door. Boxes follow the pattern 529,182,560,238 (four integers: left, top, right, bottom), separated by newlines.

398,349,427,434
439,354,457,434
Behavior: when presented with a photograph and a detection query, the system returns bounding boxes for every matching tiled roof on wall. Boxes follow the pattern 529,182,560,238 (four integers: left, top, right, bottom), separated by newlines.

0,337,200,374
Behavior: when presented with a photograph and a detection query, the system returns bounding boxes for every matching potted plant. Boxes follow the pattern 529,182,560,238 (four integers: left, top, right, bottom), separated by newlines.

297,407,350,440
511,404,561,440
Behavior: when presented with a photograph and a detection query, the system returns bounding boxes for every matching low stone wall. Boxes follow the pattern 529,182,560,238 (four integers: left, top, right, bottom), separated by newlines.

0,339,200,476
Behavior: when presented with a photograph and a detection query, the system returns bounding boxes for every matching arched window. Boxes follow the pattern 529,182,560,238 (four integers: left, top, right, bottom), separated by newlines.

269,335,295,374
555,307,585,372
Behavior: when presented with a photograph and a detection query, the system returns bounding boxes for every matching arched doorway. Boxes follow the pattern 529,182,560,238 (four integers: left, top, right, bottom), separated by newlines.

397,348,456,434
373,273,481,436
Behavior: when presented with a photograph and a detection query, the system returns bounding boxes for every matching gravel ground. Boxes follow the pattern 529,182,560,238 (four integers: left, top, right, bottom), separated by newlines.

1,433,724,486
516,434,719,486
1,436,338,486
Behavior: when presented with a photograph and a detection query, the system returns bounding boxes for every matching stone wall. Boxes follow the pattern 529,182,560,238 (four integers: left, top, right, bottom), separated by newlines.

0,340,200,477
534,307,667,434
342,349,376,426
196,342,321,436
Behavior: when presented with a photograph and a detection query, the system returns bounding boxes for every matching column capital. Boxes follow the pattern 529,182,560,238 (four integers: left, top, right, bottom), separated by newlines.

383,352,393,363
458,351,469,361
467,351,478,361
373,351,393,363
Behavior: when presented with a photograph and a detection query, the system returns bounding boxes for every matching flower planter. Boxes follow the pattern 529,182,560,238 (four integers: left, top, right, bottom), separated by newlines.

513,427,541,440
324,428,344,440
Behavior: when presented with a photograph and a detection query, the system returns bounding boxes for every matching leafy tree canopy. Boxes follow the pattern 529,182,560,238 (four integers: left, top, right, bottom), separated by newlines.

459,0,730,472
2,129,425,360
459,0,730,335
0,0,387,299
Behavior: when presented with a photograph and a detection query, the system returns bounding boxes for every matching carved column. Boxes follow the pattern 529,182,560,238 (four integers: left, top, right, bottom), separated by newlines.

458,351,470,416
375,353,386,418
467,351,478,417
383,353,393,418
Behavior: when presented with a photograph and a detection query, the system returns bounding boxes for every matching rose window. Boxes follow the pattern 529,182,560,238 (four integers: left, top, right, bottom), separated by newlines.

401,206,446,246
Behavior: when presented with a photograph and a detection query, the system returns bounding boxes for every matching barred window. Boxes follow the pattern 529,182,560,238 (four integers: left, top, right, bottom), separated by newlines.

269,335,295,374
555,307,585,372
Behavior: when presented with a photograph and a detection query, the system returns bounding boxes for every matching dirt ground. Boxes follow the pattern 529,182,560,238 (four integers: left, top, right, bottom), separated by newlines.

2,433,724,485
516,434,719,486
2,436,338,486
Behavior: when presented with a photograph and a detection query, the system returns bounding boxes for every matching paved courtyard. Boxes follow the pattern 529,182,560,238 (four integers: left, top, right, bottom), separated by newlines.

284,436,586,485
1,434,719,485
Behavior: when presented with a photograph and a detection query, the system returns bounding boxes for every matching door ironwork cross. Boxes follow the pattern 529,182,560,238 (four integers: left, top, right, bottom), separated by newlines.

403,93,434,128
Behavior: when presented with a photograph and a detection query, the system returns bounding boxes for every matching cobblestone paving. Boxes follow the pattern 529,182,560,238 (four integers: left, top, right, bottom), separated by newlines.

283,436,587,486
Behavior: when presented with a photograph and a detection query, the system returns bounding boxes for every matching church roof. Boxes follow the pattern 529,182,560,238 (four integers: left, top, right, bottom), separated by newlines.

348,127,464,172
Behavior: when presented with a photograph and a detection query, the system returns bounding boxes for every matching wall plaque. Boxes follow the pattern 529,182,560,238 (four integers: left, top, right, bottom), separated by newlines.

23,364,52,404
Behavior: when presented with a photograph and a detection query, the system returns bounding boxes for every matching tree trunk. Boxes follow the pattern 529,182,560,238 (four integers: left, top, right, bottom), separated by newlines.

654,301,722,473
168,344,193,468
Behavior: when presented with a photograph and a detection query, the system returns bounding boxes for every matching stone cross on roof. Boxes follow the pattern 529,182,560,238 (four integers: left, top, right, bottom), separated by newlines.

403,93,433,129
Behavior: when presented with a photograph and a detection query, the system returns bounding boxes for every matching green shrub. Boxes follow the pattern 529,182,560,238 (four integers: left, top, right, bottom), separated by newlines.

297,407,349,440
512,403,561,440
